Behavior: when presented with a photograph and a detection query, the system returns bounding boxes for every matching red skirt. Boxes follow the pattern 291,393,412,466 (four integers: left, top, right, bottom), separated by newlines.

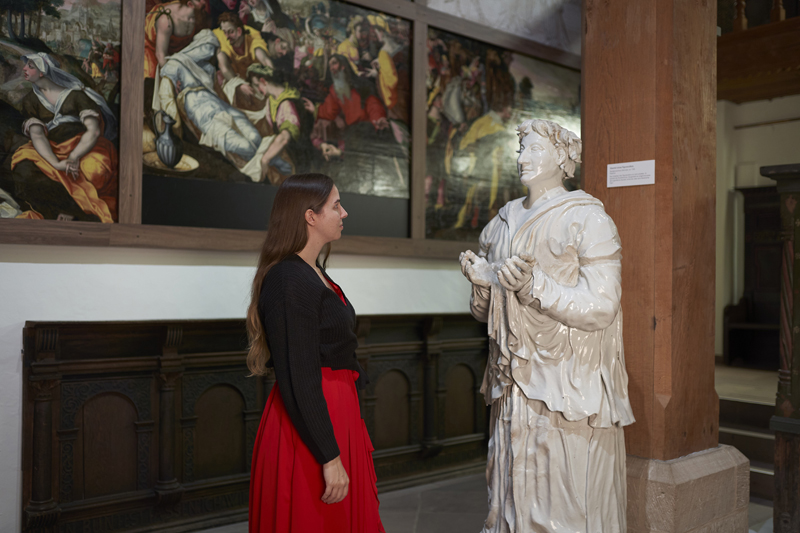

249,368,385,533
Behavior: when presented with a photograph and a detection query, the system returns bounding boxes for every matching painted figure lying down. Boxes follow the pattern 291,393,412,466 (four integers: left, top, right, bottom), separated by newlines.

154,29,289,181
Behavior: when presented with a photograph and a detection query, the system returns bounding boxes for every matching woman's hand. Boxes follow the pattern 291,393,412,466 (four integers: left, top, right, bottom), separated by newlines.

321,455,349,504
52,158,79,179
65,156,81,180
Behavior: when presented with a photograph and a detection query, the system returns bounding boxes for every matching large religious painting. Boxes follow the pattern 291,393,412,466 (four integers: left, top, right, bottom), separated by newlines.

0,0,121,223
142,0,411,236
425,28,580,242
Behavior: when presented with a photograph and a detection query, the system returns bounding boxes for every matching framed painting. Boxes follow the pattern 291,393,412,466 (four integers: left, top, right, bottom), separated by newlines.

424,27,581,242
0,0,121,223
0,0,580,257
139,0,412,237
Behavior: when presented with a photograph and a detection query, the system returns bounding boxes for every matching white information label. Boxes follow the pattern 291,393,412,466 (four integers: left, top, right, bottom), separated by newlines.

607,159,656,188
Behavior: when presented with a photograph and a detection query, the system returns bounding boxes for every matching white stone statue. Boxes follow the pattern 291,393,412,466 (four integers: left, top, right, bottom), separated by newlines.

460,119,635,533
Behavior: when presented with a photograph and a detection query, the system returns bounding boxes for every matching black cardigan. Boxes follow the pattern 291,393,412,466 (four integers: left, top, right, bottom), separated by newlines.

259,254,365,464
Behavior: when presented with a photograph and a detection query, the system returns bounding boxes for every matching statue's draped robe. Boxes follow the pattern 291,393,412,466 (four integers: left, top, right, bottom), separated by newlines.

472,188,635,533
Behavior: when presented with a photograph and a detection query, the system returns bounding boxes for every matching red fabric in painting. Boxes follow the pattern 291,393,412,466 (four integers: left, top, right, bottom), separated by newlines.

249,368,384,533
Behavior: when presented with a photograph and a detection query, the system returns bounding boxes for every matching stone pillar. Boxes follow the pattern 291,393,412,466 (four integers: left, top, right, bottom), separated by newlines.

762,163,800,533
583,1,749,531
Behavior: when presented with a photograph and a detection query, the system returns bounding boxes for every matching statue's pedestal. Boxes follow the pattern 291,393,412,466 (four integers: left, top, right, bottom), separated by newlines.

627,445,750,533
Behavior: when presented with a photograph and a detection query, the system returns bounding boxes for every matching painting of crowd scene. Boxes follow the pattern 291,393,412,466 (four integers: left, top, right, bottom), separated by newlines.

0,0,121,223
143,0,410,200
425,28,580,241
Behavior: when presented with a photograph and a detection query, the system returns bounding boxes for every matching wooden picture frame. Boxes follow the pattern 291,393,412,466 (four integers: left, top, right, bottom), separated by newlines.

0,0,579,259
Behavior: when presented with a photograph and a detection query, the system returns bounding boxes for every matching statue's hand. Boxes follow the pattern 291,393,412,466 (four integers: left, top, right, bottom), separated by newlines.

459,250,492,288
497,256,534,293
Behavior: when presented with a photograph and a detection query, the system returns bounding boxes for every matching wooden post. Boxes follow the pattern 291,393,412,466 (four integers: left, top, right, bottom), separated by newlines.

410,19,429,239
119,0,145,224
772,0,786,23
25,379,61,531
584,1,749,530
155,327,183,505
761,164,800,533
420,317,443,458
583,0,717,461
733,0,748,32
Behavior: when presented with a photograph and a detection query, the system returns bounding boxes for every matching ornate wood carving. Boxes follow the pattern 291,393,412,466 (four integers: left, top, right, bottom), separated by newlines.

22,315,488,531
422,317,444,457
762,164,800,532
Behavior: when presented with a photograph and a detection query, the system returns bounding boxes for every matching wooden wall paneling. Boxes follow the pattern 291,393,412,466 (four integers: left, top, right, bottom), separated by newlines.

119,0,145,224
194,385,246,480
410,19,428,239
80,394,139,498
443,364,476,438
582,0,717,461
21,315,488,530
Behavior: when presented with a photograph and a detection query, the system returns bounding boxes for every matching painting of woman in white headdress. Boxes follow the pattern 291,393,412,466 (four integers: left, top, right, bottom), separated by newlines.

0,0,121,223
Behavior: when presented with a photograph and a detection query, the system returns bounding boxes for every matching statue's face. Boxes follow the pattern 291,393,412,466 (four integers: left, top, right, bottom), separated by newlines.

517,130,561,186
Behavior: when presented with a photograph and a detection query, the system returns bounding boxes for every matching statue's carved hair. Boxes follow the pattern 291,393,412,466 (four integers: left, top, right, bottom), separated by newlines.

516,119,582,178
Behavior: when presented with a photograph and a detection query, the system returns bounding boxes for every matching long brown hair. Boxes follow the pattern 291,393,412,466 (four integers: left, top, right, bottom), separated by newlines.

246,173,334,375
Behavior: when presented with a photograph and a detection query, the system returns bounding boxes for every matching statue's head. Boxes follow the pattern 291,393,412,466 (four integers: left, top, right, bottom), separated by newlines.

516,119,581,187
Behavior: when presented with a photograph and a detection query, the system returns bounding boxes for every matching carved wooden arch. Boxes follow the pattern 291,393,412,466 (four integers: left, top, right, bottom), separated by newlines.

59,378,154,502
180,370,259,482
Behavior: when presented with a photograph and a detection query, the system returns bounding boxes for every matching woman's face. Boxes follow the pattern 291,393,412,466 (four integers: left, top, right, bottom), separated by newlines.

22,60,42,83
310,185,348,243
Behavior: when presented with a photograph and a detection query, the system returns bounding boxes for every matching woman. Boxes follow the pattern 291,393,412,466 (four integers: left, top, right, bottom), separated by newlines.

10,53,118,222
246,174,384,533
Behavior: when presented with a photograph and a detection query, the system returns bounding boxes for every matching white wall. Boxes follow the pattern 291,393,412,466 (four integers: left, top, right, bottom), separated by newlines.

715,94,800,355
422,0,581,55
419,0,581,165
0,244,470,532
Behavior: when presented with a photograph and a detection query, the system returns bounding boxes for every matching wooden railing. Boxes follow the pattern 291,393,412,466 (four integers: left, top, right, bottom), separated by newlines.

718,0,800,103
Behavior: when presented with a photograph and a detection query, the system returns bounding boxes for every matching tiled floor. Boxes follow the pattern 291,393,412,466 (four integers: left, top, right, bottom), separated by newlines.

202,473,773,533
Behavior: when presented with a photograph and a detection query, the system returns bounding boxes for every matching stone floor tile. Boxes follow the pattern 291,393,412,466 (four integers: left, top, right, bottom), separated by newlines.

415,512,486,533
379,489,422,512
380,510,420,533
417,490,487,514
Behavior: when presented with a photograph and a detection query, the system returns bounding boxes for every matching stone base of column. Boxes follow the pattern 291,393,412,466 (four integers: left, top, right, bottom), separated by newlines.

627,445,749,533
